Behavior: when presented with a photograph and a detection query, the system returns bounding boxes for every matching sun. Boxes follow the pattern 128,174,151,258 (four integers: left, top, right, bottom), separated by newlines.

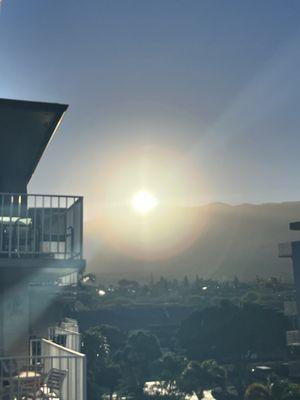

131,190,159,214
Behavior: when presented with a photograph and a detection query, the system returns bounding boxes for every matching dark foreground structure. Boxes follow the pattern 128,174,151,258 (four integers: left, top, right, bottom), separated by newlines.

279,222,300,378
0,99,86,400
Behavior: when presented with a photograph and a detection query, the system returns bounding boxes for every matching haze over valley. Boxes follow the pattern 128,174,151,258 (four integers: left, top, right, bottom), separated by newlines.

85,201,300,282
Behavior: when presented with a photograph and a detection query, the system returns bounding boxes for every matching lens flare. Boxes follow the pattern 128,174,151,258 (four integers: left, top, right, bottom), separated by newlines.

92,146,210,262
131,190,158,214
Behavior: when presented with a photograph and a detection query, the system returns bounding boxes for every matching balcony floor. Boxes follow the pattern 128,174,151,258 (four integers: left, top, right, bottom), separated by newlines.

0,257,85,285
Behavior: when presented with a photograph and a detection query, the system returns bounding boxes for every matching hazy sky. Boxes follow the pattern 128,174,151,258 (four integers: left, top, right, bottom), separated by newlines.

1,0,300,214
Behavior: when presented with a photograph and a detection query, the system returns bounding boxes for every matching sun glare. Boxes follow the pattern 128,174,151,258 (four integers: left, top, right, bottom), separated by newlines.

131,190,158,214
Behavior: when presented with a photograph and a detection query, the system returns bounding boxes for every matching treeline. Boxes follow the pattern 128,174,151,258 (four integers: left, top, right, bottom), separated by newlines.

82,274,291,293
82,301,293,400
73,274,293,311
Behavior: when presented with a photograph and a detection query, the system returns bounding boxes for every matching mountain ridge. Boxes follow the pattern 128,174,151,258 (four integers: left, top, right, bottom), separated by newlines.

84,201,300,282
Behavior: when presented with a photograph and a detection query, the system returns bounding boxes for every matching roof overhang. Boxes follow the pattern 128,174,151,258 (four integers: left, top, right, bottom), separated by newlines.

0,98,68,192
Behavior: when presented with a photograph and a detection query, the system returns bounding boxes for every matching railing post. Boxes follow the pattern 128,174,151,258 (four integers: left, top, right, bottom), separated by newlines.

16,195,21,254
80,197,83,260
41,195,45,255
50,196,53,255
32,195,36,255
0,194,4,253
57,196,60,257
8,195,13,257
25,194,30,254
83,355,87,400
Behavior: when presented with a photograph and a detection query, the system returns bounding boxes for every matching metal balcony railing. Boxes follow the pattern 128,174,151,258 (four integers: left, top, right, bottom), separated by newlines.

0,193,83,260
0,352,86,400
48,327,81,353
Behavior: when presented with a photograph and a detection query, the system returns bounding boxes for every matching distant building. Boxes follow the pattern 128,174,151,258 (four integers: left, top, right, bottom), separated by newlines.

0,98,86,399
279,222,300,380
279,223,300,342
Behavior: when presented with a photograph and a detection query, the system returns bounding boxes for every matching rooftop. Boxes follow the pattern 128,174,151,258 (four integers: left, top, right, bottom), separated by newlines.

0,98,67,193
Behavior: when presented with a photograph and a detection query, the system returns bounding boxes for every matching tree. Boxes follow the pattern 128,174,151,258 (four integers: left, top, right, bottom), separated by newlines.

94,324,126,354
183,275,189,289
178,302,289,361
159,352,185,393
127,330,162,364
244,383,270,400
82,328,110,400
244,378,300,400
178,302,238,360
194,274,202,289
82,326,123,400
228,362,249,399
270,378,300,400
178,359,226,399
241,291,259,303
178,361,206,399
150,273,155,288
171,278,179,290
117,330,162,398
76,286,102,310
101,363,121,400
201,359,227,390
82,327,110,367
118,279,140,294
233,276,240,289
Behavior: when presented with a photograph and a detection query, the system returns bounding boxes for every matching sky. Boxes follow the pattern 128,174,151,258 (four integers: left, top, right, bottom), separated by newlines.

1,0,300,216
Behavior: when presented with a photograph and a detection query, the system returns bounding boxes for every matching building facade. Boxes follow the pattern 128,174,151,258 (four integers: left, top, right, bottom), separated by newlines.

0,98,86,399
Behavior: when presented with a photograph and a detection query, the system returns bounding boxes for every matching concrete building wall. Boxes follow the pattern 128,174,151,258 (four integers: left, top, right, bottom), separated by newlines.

292,242,300,329
0,284,30,356
29,288,65,340
0,282,67,356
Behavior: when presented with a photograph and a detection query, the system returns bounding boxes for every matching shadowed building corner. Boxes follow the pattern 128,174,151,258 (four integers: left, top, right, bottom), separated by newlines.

0,98,87,400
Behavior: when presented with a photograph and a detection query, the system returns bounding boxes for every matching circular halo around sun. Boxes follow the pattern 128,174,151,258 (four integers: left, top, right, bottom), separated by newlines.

131,190,159,214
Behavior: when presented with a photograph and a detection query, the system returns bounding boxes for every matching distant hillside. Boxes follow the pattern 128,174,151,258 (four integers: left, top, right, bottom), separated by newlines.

84,202,300,282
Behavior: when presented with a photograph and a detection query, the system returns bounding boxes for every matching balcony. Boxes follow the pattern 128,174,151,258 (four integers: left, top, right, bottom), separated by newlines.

0,339,86,400
48,318,81,353
0,193,85,275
